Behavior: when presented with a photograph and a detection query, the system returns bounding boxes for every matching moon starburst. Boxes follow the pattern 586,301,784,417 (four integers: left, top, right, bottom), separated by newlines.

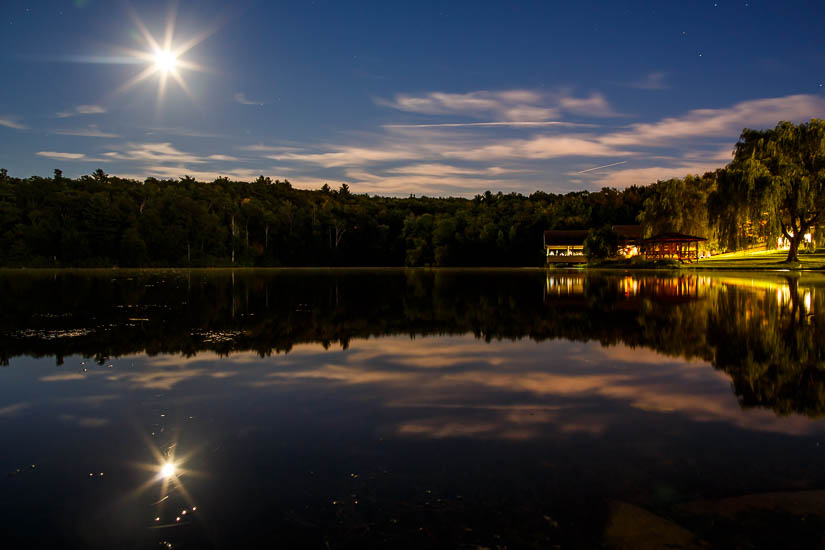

111,3,218,107
153,50,178,74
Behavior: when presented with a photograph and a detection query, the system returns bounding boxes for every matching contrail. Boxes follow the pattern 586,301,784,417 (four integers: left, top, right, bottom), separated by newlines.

384,121,597,129
575,161,627,174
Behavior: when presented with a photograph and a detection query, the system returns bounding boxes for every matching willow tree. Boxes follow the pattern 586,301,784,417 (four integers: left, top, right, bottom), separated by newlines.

637,173,717,238
712,119,825,262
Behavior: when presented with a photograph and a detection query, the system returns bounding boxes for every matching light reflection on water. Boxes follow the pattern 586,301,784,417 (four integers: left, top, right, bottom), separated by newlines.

1,269,825,548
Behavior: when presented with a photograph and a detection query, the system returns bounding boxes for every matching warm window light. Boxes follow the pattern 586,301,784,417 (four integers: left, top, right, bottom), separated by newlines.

161,462,176,478
153,49,177,73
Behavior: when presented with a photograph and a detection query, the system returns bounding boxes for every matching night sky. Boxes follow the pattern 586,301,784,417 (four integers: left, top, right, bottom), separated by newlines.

1,0,823,196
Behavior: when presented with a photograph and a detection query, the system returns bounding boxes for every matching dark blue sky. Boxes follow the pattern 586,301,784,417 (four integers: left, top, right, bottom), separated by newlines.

1,0,823,195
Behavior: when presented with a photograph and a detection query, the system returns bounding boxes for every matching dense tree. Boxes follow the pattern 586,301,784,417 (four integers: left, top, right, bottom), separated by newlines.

711,119,825,262
0,171,647,267
638,173,717,239
583,225,619,260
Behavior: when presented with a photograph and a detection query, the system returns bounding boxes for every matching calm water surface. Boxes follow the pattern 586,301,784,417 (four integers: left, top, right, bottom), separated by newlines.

1,269,825,549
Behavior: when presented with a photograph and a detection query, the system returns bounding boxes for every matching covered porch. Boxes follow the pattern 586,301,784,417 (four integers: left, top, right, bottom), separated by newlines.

642,232,707,263
544,230,588,264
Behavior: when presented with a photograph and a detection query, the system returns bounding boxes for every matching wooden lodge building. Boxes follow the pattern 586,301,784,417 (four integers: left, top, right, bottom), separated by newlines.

543,229,590,263
544,225,642,263
642,232,707,263
544,225,707,264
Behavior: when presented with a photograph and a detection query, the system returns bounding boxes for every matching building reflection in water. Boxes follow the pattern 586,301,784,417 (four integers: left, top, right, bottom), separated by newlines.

544,272,703,304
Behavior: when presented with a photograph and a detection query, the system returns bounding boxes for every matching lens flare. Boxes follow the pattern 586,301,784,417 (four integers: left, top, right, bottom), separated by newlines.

107,3,223,106
161,462,176,478
153,50,177,73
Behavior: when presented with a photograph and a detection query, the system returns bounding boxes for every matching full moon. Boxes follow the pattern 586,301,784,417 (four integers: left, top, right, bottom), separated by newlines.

153,49,177,73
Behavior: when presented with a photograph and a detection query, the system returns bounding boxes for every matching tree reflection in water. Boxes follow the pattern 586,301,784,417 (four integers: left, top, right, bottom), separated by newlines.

3,269,825,549
1,268,823,417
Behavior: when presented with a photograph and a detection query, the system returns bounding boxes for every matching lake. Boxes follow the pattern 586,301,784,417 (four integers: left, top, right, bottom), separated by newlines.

1,268,824,549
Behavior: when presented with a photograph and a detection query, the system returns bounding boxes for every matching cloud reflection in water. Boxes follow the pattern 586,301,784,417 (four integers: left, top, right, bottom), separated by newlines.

33,334,824,440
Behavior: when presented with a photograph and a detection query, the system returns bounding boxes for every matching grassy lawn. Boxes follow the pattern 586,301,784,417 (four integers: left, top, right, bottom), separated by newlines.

692,249,825,270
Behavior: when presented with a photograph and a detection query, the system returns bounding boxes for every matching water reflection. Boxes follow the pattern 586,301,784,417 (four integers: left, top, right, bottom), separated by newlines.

1,269,824,419
3,269,825,548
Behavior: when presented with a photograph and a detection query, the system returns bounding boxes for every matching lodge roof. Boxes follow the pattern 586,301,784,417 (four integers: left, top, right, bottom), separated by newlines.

543,230,589,245
644,232,708,243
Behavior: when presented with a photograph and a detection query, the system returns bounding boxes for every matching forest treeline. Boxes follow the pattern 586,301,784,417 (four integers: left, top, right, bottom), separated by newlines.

2,119,822,266
0,168,651,267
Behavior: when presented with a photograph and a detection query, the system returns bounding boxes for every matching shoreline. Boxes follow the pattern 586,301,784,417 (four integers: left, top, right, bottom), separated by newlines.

1,264,824,273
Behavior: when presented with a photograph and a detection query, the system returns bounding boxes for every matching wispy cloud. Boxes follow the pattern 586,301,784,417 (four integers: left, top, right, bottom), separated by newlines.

269,146,429,168
263,126,630,173
36,89,820,196
592,161,721,188
558,93,619,117
36,151,89,160
627,72,669,90
383,121,595,129
386,163,524,177
250,92,825,194
599,94,825,147
0,117,27,130
377,89,620,121
377,90,546,120
234,92,265,106
143,127,230,139
586,161,725,189
239,144,307,153
443,135,632,161
54,125,119,138
56,104,107,118
336,163,534,194
102,142,230,164
339,168,530,196
68,142,279,182
559,94,825,188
